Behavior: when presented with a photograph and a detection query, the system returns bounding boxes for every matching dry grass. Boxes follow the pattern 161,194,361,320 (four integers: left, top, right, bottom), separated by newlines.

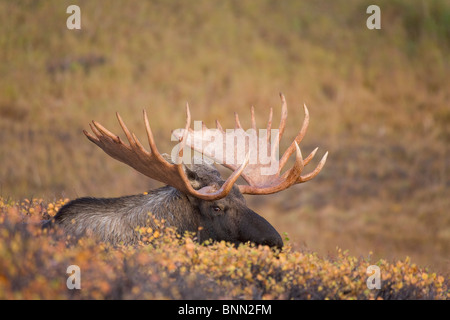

0,0,449,283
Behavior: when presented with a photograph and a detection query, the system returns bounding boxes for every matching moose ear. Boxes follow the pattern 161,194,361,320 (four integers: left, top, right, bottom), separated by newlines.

161,153,175,164
191,155,221,179
161,153,202,189
183,166,202,189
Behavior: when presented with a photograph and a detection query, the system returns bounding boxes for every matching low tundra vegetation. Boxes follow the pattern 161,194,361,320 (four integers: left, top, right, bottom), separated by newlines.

0,197,447,300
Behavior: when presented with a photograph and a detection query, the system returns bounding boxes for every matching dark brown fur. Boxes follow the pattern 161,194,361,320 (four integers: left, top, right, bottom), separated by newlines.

45,162,283,248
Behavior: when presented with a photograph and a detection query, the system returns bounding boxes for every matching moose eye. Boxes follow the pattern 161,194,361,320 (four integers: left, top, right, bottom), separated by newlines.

212,205,222,212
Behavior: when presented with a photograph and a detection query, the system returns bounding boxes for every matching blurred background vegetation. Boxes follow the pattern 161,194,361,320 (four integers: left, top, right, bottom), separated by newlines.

0,0,448,274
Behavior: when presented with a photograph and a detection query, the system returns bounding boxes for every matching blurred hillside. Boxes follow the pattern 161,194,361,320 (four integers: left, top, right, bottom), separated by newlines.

0,0,449,274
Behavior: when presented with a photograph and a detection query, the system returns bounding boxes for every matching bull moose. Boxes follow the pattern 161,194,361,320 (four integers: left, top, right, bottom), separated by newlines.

45,94,327,248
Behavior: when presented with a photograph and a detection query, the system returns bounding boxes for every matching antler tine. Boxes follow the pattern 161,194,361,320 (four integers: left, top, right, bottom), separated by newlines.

116,112,141,150
215,120,223,132
173,102,210,195
250,106,256,131
91,120,122,144
174,103,191,162
280,141,304,182
296,151,328,183
278,103,310,173
266,107,273,143
277,93,288,143
267,93,288,163
83,123,101,143
304,147,318,166
234,112,242,129
143,109,162,157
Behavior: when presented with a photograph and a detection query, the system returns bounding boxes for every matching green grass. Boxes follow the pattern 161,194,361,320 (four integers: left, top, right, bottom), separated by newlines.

0,0,449,277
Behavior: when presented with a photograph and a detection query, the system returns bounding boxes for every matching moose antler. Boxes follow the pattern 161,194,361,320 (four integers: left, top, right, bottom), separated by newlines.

83,105,249,200
172,93,328,195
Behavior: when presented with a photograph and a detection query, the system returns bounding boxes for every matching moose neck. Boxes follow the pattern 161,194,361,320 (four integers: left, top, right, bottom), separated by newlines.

53,185,201,245
134,185,200,234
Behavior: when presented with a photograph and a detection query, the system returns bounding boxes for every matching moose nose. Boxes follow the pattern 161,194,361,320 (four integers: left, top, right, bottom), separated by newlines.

242,208,284,249
261,233,284,249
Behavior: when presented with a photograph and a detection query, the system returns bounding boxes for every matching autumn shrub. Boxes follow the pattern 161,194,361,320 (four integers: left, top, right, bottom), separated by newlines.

0,197,447,300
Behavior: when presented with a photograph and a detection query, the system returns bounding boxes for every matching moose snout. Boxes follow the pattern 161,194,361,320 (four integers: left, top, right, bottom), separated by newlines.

260,233,284,250
240,209,284,249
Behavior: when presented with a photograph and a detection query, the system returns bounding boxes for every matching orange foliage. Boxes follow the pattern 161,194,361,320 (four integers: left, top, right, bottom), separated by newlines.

0,197,448,300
